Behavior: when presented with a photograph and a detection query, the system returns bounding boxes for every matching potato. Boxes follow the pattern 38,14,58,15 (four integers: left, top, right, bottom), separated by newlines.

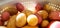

1,11,10,21
41,20,49,27
16,3,24,12
27,14,38,26
7,15,16,28
16,13,26,27
0,26,7,28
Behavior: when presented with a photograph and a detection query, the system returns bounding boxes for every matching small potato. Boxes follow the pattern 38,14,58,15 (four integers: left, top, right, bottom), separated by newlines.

16,3,24,12
1,11,10,21
7,15,17,28
22,25,39,28
27,14,38,26
16,13,26,27
0,26,7,28
41,20,49,27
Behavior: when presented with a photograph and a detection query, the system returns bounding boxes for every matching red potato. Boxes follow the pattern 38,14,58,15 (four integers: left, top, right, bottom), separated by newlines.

34,13,42,24
16,3,24,12
1,11,10,21
49,11,60,20
7,15,16,28
27,14,38,26
48,21,60,28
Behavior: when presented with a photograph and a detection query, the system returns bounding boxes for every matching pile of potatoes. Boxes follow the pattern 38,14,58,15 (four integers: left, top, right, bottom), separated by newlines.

0,2,60,28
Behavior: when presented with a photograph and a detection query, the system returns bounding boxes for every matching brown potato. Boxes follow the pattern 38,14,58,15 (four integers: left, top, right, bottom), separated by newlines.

1,11,10,21
7,15,17,28
49,11,60,20
16,3,24,12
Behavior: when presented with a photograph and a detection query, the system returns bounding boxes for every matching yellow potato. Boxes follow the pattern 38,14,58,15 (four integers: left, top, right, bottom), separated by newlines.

41,20,49,27
7,15,17,28
27,14,38,26
22,25,39,28
16,13,26,27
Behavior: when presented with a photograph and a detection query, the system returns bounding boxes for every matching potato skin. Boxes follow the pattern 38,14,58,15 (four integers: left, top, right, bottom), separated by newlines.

16,13,26,27
37,10,48,19
1,11,10,21
7,15,17,28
